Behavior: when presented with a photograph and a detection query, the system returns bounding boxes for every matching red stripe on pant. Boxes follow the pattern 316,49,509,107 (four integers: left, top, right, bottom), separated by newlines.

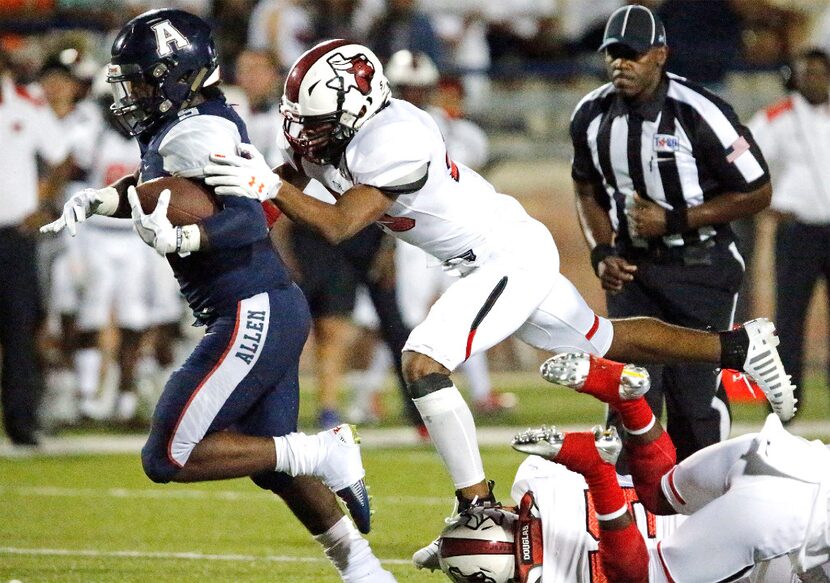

166,302,243,468
657,542,677,583
586,314,600,341
465,328,477,360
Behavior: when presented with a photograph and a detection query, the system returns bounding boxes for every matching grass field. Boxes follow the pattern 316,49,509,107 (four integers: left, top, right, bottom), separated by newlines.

2,371,827,582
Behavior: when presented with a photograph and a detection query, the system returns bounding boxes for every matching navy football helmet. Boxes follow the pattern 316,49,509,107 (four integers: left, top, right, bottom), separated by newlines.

107,9,219,136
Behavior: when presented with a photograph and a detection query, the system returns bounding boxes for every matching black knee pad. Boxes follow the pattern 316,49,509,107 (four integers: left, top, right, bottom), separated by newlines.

140,445,176,484
250,470,294,494
407,373,453,399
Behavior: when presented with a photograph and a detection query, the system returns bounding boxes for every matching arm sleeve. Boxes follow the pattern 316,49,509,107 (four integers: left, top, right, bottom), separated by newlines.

570,103,603,185
348,120,432,196
693,98,770,193
201,194,269,250
159,115,268,249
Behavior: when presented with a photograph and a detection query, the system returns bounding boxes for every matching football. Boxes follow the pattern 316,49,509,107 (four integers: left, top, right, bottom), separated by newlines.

134,176,220,226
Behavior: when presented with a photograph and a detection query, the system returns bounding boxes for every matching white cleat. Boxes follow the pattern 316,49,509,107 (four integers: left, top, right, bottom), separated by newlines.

511,425,622,465
739,319,797,422
511,425,565,459
412,537,441,571
540,352,650,400
317,424,372,534
592,425,622,465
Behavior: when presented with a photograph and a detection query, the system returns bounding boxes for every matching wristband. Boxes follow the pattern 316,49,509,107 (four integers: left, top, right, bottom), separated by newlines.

176,224,201,254
665,207,689,234
95,186,120,216
590,244,616,276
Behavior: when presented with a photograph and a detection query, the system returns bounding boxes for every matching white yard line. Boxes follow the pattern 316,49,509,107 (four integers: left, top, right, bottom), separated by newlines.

3,421,828,457
0,485,447,506
0,546,412,566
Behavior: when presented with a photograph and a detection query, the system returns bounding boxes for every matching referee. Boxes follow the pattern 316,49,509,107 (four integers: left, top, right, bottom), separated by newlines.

570,4,772,461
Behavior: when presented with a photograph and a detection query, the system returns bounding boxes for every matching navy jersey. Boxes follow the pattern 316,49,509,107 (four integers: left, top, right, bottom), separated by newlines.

137,97,291,317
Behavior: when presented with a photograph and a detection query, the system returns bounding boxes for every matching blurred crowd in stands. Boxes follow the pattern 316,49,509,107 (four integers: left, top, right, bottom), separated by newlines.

2,0,830,445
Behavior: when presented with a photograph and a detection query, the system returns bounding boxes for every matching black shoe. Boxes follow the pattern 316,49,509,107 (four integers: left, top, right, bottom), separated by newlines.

9,430,40,447
455,479,497,513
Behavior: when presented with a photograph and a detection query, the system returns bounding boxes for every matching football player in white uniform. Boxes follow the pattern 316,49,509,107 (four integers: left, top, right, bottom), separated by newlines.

66,75,153,422
203,39,797,563
436,352,830,583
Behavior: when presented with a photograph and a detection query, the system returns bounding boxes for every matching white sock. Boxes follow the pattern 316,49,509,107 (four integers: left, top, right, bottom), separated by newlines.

75,348,102,401
273,432,324,476
314,516,388,583
413,385,485,489
362,345,392,393
460,353,492,402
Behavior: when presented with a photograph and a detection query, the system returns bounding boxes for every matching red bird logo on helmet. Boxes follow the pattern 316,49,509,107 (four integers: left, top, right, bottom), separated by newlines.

326,52,375,96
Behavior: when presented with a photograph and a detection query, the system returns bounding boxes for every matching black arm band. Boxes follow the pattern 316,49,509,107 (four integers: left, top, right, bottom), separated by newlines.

590,244,616,276
665,207,690,234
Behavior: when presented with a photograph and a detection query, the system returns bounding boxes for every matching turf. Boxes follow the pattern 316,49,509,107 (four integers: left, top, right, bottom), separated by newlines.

1,371,826,581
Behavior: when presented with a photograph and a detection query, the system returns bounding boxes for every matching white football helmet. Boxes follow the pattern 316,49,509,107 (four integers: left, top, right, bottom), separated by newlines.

438,507,518,583
385,50,439,88
280,39,390,165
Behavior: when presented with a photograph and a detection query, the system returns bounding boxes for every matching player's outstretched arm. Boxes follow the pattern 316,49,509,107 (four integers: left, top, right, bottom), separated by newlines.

40,173,137,236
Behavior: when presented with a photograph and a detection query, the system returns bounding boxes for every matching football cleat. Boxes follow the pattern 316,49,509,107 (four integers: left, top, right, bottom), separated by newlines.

738,319,797,422
412,537,441,571
512,425,565,459
511,425,622,465
540,352,650,400
592,425,622,465
317,424,372,534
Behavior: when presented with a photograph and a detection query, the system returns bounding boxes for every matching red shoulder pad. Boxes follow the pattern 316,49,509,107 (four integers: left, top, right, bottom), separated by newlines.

764,96,793,122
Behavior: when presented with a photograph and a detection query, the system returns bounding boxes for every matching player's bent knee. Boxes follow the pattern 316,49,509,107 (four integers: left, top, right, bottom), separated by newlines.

407,372,453,399
140,445,177,484
250,470,293,494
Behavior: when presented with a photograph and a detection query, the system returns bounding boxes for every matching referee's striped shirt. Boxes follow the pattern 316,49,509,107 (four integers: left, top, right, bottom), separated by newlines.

570,72,770,252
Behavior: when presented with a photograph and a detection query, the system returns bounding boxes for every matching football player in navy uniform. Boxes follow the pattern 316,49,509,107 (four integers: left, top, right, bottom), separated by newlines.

41,11,394,582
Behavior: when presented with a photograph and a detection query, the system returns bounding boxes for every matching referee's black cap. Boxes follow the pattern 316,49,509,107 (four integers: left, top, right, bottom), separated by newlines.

598,4,667,54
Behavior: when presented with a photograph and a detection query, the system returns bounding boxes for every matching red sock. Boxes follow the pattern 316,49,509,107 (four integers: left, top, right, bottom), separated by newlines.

581,356,655,433
627,431,677,515
580,356,625,403
556,433,626,516
617,398,655,434
599,522,649,583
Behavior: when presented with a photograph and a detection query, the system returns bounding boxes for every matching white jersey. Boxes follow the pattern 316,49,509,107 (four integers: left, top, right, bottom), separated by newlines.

748,92,830,224
511,456,684,583
282,98,530,262
69,103,140,230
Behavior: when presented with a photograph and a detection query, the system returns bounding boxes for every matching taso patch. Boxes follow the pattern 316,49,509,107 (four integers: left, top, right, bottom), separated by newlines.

653,134,680,153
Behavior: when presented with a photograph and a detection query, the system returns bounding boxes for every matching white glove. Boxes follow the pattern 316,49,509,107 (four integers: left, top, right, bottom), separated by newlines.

40,186,120,236
203,143,282,202
127,186,200,257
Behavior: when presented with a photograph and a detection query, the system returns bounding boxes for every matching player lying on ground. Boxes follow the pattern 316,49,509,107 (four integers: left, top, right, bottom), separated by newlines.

40,10,393,582
199,39,797,567
436,352,830,583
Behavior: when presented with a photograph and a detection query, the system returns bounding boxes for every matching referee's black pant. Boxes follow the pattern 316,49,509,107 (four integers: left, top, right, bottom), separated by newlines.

339,227,421,426
0,227,44,444
607,241,744,462
775,221,830,410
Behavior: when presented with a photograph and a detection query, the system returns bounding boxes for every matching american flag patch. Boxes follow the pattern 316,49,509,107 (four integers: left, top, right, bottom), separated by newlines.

726,136,750,163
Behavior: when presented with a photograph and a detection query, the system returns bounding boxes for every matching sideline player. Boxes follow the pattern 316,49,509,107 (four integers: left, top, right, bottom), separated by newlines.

436,353,830,582
40,11,393,582
201,39,796,563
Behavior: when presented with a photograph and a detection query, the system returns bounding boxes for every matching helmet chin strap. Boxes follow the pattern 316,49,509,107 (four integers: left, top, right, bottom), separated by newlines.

181,66,212,109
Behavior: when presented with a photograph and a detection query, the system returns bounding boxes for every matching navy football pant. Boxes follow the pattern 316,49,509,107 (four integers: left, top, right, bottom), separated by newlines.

142,285,311,490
